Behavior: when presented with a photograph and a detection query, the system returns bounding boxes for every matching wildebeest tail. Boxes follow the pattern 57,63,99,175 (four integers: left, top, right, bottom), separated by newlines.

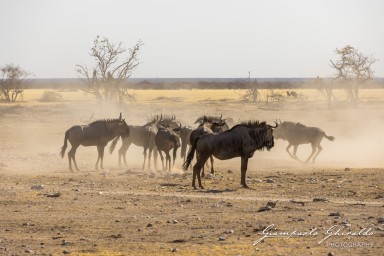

323,132,335,141
60,130,69,158
109,136,120,154
182,137,199,170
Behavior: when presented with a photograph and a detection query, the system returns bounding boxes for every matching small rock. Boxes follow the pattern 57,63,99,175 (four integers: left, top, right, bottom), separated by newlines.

173,219,179,224
258,206,272,212
344,167,351,171
266,201,277,208
45,192,61,198
313,197,329,202
378,217,384,224
31,184,45,190
265,178,275,183
147,223,154,227
63,250,71,254
218,236,226,241
227,170,232,173
224,229,234,234
329,212,341,217
328,252,335,256
171,248,179,252
25,249,34,253
341,219,350,225
110,234,123,239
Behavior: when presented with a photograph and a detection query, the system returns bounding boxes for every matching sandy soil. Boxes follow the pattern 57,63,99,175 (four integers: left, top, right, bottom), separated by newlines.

0,90,383,255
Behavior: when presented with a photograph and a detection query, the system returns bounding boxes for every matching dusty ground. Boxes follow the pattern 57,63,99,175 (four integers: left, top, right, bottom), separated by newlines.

0,89,383,255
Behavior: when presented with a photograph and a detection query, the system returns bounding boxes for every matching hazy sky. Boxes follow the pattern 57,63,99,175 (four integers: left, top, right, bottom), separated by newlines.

0,0,383,78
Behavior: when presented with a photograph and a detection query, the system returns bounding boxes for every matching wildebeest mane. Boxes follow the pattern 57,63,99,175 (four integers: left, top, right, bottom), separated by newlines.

195,115,225,124
89,118,122,125
283,121,306,128
227,120,267,132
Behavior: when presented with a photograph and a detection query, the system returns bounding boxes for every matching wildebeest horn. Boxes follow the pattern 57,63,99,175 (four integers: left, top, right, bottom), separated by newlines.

160,114,163,120
119,113,122,120
271,121,278,128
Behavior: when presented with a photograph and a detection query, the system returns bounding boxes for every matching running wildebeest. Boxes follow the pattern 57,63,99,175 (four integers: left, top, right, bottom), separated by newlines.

273,121,335,164
189,115,228,176
110,116,159,170
155,125,181,171
60,113,130,171
183,121,277,189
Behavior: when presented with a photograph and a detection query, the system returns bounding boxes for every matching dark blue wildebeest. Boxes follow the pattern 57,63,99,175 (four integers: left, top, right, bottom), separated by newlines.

183,121,277,189
60,113,130,171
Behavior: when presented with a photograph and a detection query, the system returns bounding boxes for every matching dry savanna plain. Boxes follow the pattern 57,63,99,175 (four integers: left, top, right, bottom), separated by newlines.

0,88,383,256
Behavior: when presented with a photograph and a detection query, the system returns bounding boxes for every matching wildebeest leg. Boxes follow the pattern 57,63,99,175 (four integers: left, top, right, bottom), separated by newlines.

153,146,158,170
158,150,165,171
286,144,295,159
165,151,171,171
292,145,303,163
192,156,209,189
147,146,153,170
68,145,80,171
210,156,214,175
304,144,317,164
118,141,131,167
142,147,148,170
311,144,322,163
96,146,105,170
199,153,206,177
240,157,249,188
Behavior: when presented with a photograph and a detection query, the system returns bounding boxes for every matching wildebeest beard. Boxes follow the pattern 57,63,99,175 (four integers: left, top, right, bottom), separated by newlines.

249,128,274,151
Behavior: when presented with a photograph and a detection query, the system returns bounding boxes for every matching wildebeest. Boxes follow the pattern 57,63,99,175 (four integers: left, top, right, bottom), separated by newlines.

194,114,230,131
189,115,228,176
110,117,159,170
60,113,130,171
180,125,194,162
183,121,277,189
155,125,181,171
273,121,335,164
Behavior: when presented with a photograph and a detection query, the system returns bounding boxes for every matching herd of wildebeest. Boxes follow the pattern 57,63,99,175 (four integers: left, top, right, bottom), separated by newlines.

60,113,334,189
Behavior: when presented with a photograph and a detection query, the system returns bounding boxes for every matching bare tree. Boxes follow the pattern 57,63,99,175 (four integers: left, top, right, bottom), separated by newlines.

330,45,376,106
0,64,29,102
76,35,143,104
239,72,261,103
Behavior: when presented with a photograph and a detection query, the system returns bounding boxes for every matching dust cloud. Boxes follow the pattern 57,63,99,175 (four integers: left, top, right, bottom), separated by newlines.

0,89,383,175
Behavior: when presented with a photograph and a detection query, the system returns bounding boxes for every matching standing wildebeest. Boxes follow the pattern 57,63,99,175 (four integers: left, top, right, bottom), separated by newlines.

189,115,228,176
111,117,159,170
194,114,230,131
155,125,181,171
180,125,194,162
273,121,335,164
183,121,277,189
60,114,130,171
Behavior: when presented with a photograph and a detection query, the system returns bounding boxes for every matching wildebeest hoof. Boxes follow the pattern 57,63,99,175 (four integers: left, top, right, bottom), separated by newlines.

242,184,250,189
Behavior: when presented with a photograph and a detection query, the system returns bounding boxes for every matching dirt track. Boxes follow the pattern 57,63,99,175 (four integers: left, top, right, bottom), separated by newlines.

0,90,383,255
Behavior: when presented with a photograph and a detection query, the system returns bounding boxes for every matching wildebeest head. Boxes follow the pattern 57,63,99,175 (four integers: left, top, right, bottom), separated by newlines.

263,122,278,150
272,121,289,140
116,113,130,137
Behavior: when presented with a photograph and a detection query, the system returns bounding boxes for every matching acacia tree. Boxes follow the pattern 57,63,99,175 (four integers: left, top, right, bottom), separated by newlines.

0,64,29,102
330,45,376,106
76,35,143,104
